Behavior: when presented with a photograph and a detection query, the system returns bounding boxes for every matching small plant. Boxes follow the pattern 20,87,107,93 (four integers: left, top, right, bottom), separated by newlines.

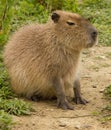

0,0,15,47
101,85,111,122
100,105,111,122
0,98,34,116
0,110,13,130
92,111,100,116
103,105,111,112
0,65,16,99
104,85,111,98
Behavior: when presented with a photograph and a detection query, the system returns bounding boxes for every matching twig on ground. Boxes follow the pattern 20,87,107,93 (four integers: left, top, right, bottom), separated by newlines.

53,114,96,118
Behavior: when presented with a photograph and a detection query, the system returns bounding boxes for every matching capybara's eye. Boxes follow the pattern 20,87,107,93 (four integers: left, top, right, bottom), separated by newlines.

67,21,75,26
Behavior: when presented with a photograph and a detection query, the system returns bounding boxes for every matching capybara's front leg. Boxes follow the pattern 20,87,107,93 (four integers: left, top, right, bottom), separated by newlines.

73,79,88,104
53,77,74,110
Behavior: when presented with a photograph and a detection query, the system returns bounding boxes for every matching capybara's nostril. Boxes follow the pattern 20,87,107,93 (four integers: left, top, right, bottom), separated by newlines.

91,31,98,39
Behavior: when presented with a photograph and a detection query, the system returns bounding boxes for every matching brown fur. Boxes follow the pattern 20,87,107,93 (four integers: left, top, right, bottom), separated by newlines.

4,10,98,109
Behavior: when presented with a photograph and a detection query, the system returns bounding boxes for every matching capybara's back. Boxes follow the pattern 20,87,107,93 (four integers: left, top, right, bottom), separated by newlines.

4,24,57,98
4,10,98,109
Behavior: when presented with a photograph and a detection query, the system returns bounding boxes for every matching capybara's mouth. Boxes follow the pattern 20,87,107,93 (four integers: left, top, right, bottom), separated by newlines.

86,39,98,48
86,34,98,48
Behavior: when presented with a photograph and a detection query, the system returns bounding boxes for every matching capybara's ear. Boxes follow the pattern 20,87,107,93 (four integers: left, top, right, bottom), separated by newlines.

51,12,60,23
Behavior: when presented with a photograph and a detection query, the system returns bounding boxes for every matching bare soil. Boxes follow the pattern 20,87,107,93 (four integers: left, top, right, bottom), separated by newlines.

12,46,111,130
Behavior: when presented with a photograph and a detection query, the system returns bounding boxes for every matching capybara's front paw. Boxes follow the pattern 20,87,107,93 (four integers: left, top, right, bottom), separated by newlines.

74,97,89,105
57,99,74,110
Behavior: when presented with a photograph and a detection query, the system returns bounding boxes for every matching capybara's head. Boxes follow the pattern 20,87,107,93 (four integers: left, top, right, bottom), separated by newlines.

51,10,98,50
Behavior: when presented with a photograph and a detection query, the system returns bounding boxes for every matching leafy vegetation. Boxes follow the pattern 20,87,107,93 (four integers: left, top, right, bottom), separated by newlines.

101,84,111,122
100,104,111,122
104,85,111,98
0,98,33,115
0,110,13,130
79,0,111,46
0,0,111,128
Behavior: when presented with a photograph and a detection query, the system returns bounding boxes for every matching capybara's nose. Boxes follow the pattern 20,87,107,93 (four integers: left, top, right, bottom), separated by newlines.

91,30,98,40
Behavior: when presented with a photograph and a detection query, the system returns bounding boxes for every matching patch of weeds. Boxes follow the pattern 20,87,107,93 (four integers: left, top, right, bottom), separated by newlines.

92,106,111,122
0,110,13,130
10,0,49,32
104,85,111,98
0,66,16,99
97,25,111,46
92,111,100,116
100,105,111,122
101,85,111,122
0,86,16,99
79,0,111,46
100,116,111,123
0,98,34,116
0,70,9,88
103,105,111,112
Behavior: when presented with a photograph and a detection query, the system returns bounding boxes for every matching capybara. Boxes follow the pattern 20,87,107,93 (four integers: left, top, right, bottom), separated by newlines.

4,10,98,110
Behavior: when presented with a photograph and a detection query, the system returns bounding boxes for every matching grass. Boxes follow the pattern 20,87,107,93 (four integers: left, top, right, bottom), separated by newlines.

101,85,111,122
0,110,13,130
0,98,33,116
79,0,111,46
104,85,111,99
100,104,111,122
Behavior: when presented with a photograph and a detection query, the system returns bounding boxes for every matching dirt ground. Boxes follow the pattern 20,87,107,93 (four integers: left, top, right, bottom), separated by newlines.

12,46,111,130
